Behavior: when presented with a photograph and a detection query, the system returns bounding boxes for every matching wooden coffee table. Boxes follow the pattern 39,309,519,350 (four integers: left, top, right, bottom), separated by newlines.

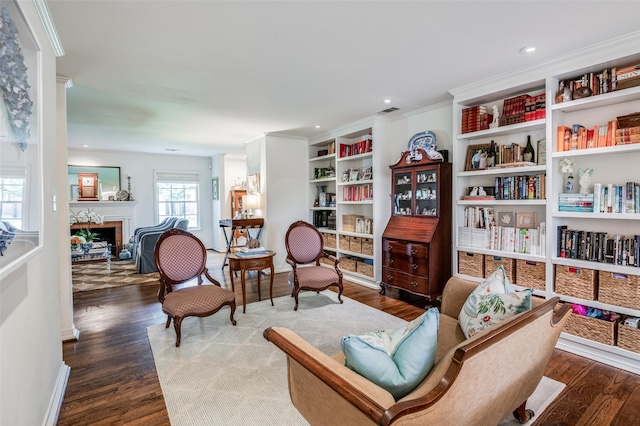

227,250,276,313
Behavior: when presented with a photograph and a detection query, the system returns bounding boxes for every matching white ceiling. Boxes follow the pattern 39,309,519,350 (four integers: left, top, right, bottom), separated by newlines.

48,1,640,157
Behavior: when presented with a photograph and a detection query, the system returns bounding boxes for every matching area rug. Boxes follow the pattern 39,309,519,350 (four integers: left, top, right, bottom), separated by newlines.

72,259,159,292
147,292,565,426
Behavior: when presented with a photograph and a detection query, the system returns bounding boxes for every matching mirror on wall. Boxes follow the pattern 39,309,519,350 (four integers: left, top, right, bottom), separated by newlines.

68,165,121,201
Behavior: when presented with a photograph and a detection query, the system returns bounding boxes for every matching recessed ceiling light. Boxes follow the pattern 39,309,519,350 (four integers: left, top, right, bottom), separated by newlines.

384,99,391,104
165,148,181,152
315,125,321,129
519,45,536,54
83,144,88,148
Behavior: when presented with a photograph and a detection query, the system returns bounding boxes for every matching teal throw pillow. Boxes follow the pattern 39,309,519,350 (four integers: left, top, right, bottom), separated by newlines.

340,307,439,400
458,266,533,338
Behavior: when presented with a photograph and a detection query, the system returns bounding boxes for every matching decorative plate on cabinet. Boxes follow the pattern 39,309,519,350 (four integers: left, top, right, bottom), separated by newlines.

407,131,437,153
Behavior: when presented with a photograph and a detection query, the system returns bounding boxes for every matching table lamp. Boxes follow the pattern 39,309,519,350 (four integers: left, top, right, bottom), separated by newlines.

243,194,260,218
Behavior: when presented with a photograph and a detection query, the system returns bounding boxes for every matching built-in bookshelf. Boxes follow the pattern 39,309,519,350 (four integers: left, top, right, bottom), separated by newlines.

307,118,390,288
451,36,640,374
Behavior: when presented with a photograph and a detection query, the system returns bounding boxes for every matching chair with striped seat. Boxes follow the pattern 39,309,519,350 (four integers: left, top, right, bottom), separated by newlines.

285,220,343,311
154,228,236,347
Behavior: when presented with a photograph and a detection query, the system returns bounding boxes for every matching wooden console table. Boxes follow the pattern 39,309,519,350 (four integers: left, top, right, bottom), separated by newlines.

219,218,265,269
227,250,276,313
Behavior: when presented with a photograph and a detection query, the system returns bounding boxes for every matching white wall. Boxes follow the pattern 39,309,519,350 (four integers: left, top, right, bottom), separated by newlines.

67,149,215,248
0,2,67,424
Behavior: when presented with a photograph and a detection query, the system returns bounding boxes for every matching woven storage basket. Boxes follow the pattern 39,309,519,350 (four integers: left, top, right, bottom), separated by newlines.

338,235,350,251
598,271,640,310
349,236,362,253
484,255,515,283
342,214,364,232
361,238,373,256
564,313,617,346
618,325,640,354
458,251,484,279
356,261,373,277
516,259,546,291
340,257,357,272
554,265,597,300
320,256,334,266
324,233,336,249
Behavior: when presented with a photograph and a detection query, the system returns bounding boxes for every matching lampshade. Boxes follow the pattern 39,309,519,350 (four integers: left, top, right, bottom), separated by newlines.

244,194,260,210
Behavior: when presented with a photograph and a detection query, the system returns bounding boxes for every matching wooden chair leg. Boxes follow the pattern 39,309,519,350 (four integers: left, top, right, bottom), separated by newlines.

513,401,534,424
294,290,299,311
165,315,172,328
229,302,237,326
173,317,183,347
336,284,344,304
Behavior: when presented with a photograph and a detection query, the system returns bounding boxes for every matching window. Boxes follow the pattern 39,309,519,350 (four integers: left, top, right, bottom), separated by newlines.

155,171,200,229
0,176,26,229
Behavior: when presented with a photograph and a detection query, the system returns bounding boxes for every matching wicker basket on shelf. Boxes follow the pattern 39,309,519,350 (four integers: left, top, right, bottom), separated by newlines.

356,261,373,277
458,251,484,278
618,325,640,354
598,271,640,310
340,257,357,272
554,265,598,300
564,313,617,346
484,255,515,283
516,259,546,291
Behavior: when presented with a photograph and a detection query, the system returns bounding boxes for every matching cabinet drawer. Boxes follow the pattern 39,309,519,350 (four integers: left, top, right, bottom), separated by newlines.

383,239,428,258
383,252,428,276
382,267,429,294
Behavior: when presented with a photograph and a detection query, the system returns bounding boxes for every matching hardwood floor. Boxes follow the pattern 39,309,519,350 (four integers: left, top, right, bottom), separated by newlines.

58,252,640,425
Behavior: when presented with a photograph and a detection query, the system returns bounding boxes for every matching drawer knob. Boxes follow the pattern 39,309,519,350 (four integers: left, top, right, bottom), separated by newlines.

388,244,393,250
411,249,417,255
389,259,394,264
411,281,418,287
387,275,393,281
412,264,418,270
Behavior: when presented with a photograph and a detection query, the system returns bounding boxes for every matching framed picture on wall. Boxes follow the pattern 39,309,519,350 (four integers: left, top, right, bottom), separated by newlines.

247,174,260,194
212,177,219,200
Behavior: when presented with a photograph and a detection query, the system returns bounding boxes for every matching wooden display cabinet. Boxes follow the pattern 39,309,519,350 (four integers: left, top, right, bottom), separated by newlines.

380,149,452,302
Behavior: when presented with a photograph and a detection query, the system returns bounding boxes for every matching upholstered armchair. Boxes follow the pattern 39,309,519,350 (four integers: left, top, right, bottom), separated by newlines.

130,217,177,259
264,276,571,425
285,220,343,311
155,228,236,347
136,218,189,274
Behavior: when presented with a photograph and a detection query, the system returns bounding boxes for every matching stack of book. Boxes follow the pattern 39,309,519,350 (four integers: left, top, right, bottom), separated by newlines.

499,94,528,126
461,105,492,133
558,193,594,212
236,246,268,257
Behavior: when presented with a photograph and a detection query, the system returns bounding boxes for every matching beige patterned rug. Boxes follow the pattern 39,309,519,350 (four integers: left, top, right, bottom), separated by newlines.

147,291,565,426
72,259,159,292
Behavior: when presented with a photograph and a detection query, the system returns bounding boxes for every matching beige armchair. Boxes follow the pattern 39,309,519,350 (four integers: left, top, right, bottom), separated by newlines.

264,277,571,425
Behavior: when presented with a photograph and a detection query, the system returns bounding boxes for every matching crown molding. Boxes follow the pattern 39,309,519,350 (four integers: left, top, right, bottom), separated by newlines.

56,75,73,88
33,0,64,57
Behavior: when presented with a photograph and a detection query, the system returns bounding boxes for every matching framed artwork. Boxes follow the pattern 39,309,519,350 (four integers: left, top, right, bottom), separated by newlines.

212,177,219,200
0,0,42,278
247,174,260,194
78,172,99,200
465,143,492,171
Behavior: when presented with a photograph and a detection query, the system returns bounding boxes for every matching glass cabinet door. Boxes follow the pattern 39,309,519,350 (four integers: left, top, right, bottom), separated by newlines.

415,168,438,217
393,171,412,216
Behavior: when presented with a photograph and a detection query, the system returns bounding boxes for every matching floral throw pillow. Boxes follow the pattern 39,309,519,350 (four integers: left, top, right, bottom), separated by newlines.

458,266,533,338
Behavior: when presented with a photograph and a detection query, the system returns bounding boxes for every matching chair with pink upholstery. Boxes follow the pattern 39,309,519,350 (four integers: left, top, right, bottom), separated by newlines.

285,220,343,311
154,228,236,347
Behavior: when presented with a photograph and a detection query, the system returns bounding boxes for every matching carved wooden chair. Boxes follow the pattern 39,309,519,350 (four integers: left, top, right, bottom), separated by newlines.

285,220,343,311
154,228,236,347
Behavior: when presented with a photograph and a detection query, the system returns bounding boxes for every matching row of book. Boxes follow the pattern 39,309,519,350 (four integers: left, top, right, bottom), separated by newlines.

339,138,372,158
494,174,546,200
461,105,492,134
500,93,545,127
556,226,640,267
458,224,546,256
617,126,640,144
342,184,373,202
557,122,626,151
558,183,640,213
555,63,640,103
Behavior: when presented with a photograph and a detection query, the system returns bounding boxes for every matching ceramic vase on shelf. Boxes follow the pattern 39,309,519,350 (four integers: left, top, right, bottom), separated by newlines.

565,175,574,193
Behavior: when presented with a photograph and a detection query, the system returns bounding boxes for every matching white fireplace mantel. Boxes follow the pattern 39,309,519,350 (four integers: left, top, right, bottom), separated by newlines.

69,201,138,240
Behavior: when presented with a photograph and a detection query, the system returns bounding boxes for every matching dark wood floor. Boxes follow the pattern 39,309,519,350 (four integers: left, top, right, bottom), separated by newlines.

58,252,640,425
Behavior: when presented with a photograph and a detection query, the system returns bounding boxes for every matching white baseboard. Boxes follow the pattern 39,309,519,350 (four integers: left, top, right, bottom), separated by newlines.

61,324,80,342
42,362,70,426
557,333,640,375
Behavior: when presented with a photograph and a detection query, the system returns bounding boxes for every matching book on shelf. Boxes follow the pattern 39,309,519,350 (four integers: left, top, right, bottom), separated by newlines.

555,226,640,267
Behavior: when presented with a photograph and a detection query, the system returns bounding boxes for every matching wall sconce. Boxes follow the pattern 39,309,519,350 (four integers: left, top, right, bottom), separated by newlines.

243,194,260,218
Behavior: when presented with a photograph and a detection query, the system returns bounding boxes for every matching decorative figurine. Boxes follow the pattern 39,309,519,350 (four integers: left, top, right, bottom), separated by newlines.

489,105,500,129
565,175,574,193
579,168,593,193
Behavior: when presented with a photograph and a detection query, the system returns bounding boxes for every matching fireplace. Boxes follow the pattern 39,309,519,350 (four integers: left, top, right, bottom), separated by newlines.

70,220,123,256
